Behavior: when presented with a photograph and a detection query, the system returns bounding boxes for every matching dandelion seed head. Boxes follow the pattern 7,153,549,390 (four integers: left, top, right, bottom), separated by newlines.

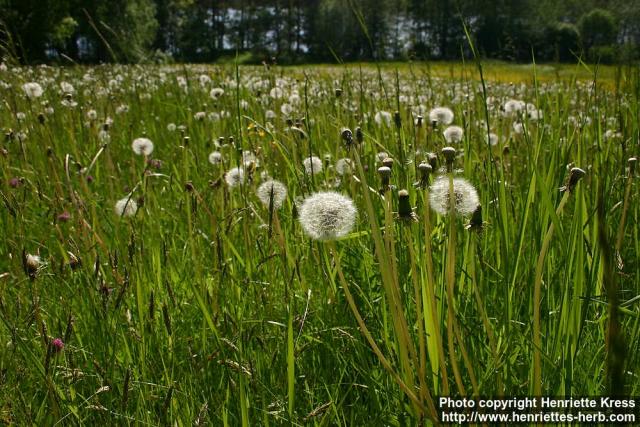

256,179,287,209
429,176,479,216
22,82,43,99
98,130,110,142
335,158,353,176
115,197,138,217
25,254,41,274
504,99,525,116
242,151,259,167
486,133,499,146
210,87,224,99
208,151,223,165
512,122,524,135
270,87,284,99
302,156,323,175
376,152,389,163
280,103,293,116
429,107,454,126
298,191,357,241
374,111,392,126
60,81,75,94
225,166,245,188
132,137,154,156
443,125,464,143
199,74,211,86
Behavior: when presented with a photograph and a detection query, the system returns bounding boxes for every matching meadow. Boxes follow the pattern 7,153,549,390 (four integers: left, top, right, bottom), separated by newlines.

0,60,638,425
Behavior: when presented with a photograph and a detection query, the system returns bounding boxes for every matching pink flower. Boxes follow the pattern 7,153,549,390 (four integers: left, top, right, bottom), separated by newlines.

51,338,64,353
57,211,71,222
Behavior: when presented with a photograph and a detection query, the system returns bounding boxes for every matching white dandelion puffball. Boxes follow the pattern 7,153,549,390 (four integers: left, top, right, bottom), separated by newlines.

256,180,287,209
60,81,75,94
199,74,211,86
428,176,479,216
242,151,259,167
270,87,284,99
512,122,524,135
280,103,293,116
374,111,392,126
504,99,525,116
210,87,224,99
225,166,245,188
303,156,323,175
132,137,154,156
376,152,389,163
443,125,464,143
25,254,41,269
486,133,499,146
98,130,110,142
208,151,223,165
115,197,138,217
298,192,357,241
22,82,43,99
429,107,454,125
335,158,353,176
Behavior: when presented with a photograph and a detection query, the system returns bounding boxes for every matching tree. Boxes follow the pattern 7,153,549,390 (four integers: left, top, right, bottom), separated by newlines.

578,8,617,51
0,0,73,62
547,22,580,62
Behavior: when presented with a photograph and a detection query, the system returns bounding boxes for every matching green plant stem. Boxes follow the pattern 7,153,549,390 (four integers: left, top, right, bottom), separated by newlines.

328,243,437,422
421,192,449,395
533,191,570,395
445,173,466,396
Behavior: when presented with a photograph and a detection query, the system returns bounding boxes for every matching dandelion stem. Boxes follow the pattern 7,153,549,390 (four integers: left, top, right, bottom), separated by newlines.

328,243,436,422
614,165,634,255
406,231,429,405
445,172,466,396
421,191,449,395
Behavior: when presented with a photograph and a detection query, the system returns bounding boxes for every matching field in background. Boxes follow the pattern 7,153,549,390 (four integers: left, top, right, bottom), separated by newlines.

286,60,627,87
0,62,638,425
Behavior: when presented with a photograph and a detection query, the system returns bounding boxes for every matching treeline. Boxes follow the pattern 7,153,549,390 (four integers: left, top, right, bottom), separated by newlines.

1,0,639,64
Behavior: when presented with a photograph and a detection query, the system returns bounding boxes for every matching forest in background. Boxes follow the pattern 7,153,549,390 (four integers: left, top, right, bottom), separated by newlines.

1,0,639,64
